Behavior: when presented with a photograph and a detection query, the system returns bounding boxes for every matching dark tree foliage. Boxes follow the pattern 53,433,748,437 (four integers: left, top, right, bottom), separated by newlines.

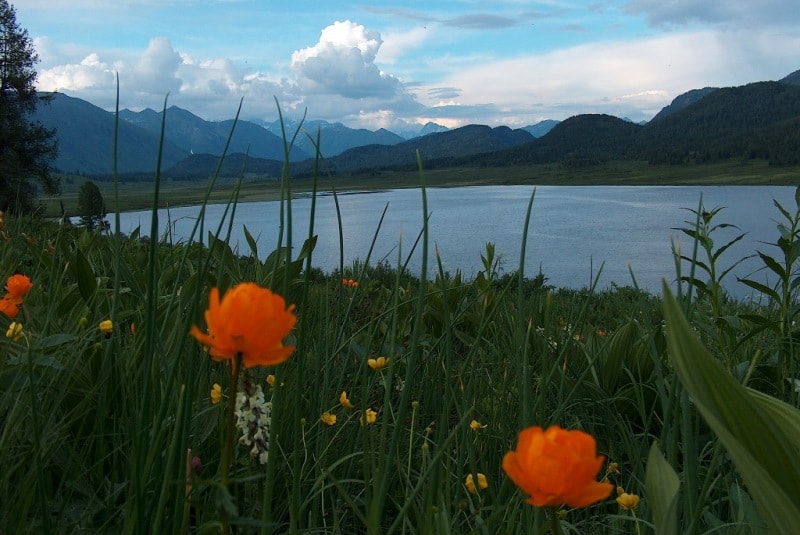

77,180,107,230
0,0,58,214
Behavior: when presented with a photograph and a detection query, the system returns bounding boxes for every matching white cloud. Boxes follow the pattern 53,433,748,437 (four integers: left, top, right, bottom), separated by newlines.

416,28,800,124
130,37,182,95
290,20,407,99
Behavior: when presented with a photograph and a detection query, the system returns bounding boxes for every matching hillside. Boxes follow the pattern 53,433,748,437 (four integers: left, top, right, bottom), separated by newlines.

317,124,535,175
119,106,311,162
33,93,188,174
640,81,800,164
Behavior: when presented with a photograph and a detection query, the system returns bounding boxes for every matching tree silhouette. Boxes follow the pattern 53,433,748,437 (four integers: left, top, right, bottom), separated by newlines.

0,0,58,213
77,180,107,230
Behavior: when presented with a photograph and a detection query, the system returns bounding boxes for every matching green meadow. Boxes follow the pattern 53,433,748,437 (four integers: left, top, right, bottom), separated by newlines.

3,118,800,533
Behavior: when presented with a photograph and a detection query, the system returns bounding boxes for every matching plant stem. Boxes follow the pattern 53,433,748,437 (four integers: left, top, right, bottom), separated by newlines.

221,354,242,533
548,507,563,535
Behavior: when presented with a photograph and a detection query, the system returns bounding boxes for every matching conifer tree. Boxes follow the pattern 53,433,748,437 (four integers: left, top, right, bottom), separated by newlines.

0,0,58,213
77,180,107,230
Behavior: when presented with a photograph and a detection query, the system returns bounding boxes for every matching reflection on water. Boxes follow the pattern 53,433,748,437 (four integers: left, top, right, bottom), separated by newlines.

114,185,797,299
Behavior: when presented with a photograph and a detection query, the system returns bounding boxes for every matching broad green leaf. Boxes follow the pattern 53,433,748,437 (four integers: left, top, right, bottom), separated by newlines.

663,283,800,533
73,248,97,305
646,442,680,535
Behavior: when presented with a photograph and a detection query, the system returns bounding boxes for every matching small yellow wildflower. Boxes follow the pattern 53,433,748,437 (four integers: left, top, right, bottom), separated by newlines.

360,408,377,426
210,383,222,404
5,321,23,342
617,492,640,511
367,356,389,370
608,462,620,475
465,473,489,494
321,412,337,426
339,390,354,408
469,419,487,431
266,374,276,387
99,319,113,336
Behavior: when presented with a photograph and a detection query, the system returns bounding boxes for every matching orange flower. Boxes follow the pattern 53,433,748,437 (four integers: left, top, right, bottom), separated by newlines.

502,425,613,508
190,283,297,368
0,298,19,319
5,274,32,298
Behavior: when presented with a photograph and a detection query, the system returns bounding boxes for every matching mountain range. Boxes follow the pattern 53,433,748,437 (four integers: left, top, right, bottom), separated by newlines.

32,68,800,179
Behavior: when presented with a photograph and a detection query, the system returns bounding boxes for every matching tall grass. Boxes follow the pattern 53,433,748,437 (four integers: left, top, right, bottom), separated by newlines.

1,100,800,534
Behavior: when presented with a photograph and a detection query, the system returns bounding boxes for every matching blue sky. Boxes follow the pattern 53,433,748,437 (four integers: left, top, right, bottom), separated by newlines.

14,0,800,131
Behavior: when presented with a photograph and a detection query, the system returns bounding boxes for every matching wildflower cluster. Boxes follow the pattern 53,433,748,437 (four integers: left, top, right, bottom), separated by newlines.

0,274,32,319
234,375,272,465
342,278,358,288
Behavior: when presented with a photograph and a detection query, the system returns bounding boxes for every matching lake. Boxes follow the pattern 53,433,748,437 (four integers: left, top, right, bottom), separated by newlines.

113,185,798,299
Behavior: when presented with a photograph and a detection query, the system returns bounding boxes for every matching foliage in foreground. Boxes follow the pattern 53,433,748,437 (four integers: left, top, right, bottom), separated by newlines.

2,170,800,534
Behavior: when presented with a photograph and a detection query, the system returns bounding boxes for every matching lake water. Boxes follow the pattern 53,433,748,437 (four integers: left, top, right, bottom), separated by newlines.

113,185,798,299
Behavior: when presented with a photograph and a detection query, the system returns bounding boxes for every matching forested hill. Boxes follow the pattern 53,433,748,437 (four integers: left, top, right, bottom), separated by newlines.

433,81,800,170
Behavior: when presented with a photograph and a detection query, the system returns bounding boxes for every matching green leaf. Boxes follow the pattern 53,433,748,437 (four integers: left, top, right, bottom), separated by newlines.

32,334,79,351
737,278,781,303
663,283,800,533
243,225,258,258
73,248,97,305
645,442,680,535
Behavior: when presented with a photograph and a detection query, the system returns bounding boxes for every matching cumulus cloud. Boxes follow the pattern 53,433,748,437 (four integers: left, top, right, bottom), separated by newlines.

38,52,117,92
130,37,182,95
290,20,407,99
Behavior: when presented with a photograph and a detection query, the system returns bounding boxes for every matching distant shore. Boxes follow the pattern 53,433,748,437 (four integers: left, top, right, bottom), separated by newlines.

43,160,800,215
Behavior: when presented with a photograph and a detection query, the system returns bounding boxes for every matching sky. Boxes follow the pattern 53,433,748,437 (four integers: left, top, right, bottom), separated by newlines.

13,0,800,132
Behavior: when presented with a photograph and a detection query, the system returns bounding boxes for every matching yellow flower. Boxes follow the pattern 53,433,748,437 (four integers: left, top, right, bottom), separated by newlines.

470,419,487,431
190,283,297,368
5,321,23,341
360,408,377,426
266,374,276,387
321,412,337,426
99,319,113,335
367,356,389,370
502,425,613,508
339,390,354,408
617,492,640,511
465,473,489,494
210,383,222,404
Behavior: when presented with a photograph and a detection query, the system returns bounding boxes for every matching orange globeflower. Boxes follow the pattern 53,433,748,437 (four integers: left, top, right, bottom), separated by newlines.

502,425,613,508
190,283,297,368
0,298,19,319
5,274,33,298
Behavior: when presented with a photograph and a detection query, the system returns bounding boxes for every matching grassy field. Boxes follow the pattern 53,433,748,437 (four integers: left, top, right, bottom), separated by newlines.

43,159,800,215
3,162,800,533
9,125,800,533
